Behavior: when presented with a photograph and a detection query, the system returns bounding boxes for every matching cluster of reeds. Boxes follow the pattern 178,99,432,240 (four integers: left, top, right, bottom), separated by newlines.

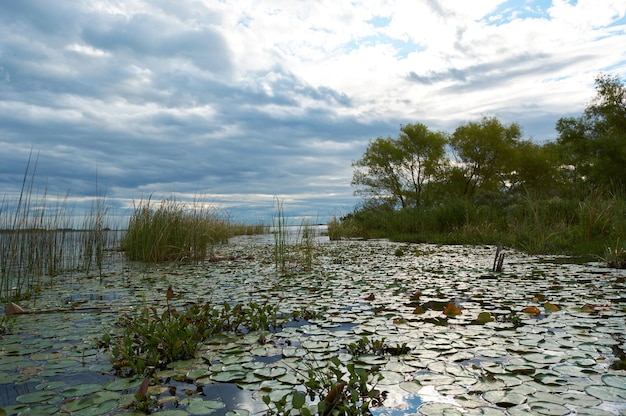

272,198,317,273
121,196,233,263
0,156,115,302
330,189,626,257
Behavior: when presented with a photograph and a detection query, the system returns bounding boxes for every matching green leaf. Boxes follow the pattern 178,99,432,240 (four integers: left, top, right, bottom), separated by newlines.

292,391,306,409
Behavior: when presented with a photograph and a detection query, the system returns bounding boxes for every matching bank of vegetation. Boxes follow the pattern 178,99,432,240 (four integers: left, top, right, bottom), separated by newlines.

329,74,626,263
0,157,266,303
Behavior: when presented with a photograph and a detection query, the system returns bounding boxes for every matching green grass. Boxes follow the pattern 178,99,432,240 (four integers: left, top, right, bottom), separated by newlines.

121,196,266,263
330,190,626,258
272,198,317,273
0,155,117,302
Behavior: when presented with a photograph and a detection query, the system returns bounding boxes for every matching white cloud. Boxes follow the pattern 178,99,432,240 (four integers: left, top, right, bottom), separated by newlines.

0,0,624,222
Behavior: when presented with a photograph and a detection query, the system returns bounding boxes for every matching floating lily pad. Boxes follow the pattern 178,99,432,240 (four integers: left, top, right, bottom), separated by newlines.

601,374,626,390
527,401,570,415
483,390,527,407
183,398,226,415
253,366,288,379
210,370,246,383
105,377,143,391
523,353,562,365
16,390,58,404
584,384,626,401
418,402,463,415
61,383,102,397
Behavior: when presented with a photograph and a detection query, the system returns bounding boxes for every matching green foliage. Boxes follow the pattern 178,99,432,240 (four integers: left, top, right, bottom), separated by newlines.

273,198,317,273
449,116,523,196
122,196,232,263
263,354,384,416
104,289,288,377
339,73,626,257
0,315,15,336
352,123,447,209
556,73,626,195
330,189,625,257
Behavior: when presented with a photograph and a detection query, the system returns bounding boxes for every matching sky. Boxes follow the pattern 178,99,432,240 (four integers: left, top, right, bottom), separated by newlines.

1,0,625,225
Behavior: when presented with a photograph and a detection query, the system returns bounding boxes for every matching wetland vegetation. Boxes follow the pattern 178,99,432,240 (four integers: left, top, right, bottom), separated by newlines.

1,73,625,415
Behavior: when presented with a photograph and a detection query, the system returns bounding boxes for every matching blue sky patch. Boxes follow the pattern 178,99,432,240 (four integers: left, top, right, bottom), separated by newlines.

483,0,553,25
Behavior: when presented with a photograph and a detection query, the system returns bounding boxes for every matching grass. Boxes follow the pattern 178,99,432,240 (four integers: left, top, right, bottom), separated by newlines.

121,195,268,263
273,198,317,273
330,190,626,259
0,155,118,302
1,158,267,303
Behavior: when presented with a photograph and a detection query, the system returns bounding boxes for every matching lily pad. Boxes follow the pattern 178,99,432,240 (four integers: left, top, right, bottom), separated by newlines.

186,399,226,415
584,384,626,401
253,366,288,379
601,374,626,390
418,402,463,415
105,377,143,391
483,390,527,407
527,401,570,415
61,383,102,397
16,390,58,404
210,370,246,383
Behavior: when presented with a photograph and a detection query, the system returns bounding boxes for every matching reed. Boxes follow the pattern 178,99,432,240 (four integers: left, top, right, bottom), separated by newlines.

272,198,317,273
121,196,231,263
272,197,288,272
0,156,116,302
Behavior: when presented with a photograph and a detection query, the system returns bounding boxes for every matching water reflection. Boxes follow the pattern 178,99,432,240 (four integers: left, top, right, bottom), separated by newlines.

371,384,423,416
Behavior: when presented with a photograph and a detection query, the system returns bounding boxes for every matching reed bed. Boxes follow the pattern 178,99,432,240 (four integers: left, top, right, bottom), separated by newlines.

272,198,317,273
0,159,116,302
121,196,254,263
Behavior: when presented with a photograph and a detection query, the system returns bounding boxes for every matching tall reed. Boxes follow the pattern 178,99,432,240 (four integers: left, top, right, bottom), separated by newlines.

272,198,317,273
121,196,230,263
272,197,288,272
1,155,115,302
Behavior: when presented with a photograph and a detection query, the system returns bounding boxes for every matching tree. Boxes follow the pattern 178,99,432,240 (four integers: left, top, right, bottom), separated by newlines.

352,136,406,208
449,116,522,197
351,123,447,209
396,123,448,207
508,140,561,197
555,74,626,194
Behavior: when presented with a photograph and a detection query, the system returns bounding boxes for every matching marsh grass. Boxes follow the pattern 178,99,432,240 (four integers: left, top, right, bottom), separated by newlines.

122,196,233,263
273,198,317,273
331,190,626,258
0,156,116,302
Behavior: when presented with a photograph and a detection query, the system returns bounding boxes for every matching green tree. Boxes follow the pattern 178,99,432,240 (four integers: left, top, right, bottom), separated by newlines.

449,116,522,197
351,123,447,209
396,123,448,207
352,136,406,208
509,140,561,197
555,74,626,194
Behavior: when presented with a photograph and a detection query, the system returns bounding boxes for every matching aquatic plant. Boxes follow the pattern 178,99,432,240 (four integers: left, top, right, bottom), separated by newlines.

263,355,384,416
1,154,116,302
104,288,290,377
122,196,226,263
273,198,318,273
603,238,626,269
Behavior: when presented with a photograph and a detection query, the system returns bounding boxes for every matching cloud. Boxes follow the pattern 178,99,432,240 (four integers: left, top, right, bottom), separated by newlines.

0,0,625,224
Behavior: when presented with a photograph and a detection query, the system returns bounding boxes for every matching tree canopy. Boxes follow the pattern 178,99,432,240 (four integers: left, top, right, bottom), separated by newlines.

352,73,626,209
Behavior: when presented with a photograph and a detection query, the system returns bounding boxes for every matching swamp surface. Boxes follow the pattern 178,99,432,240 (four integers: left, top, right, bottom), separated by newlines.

1,232,626,415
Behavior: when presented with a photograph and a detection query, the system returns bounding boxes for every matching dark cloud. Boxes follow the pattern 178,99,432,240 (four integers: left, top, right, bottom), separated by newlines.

1,1,623,223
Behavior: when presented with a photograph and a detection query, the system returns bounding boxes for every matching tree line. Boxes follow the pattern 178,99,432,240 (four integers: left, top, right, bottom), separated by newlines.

333,74,625,256
351,74,626,210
